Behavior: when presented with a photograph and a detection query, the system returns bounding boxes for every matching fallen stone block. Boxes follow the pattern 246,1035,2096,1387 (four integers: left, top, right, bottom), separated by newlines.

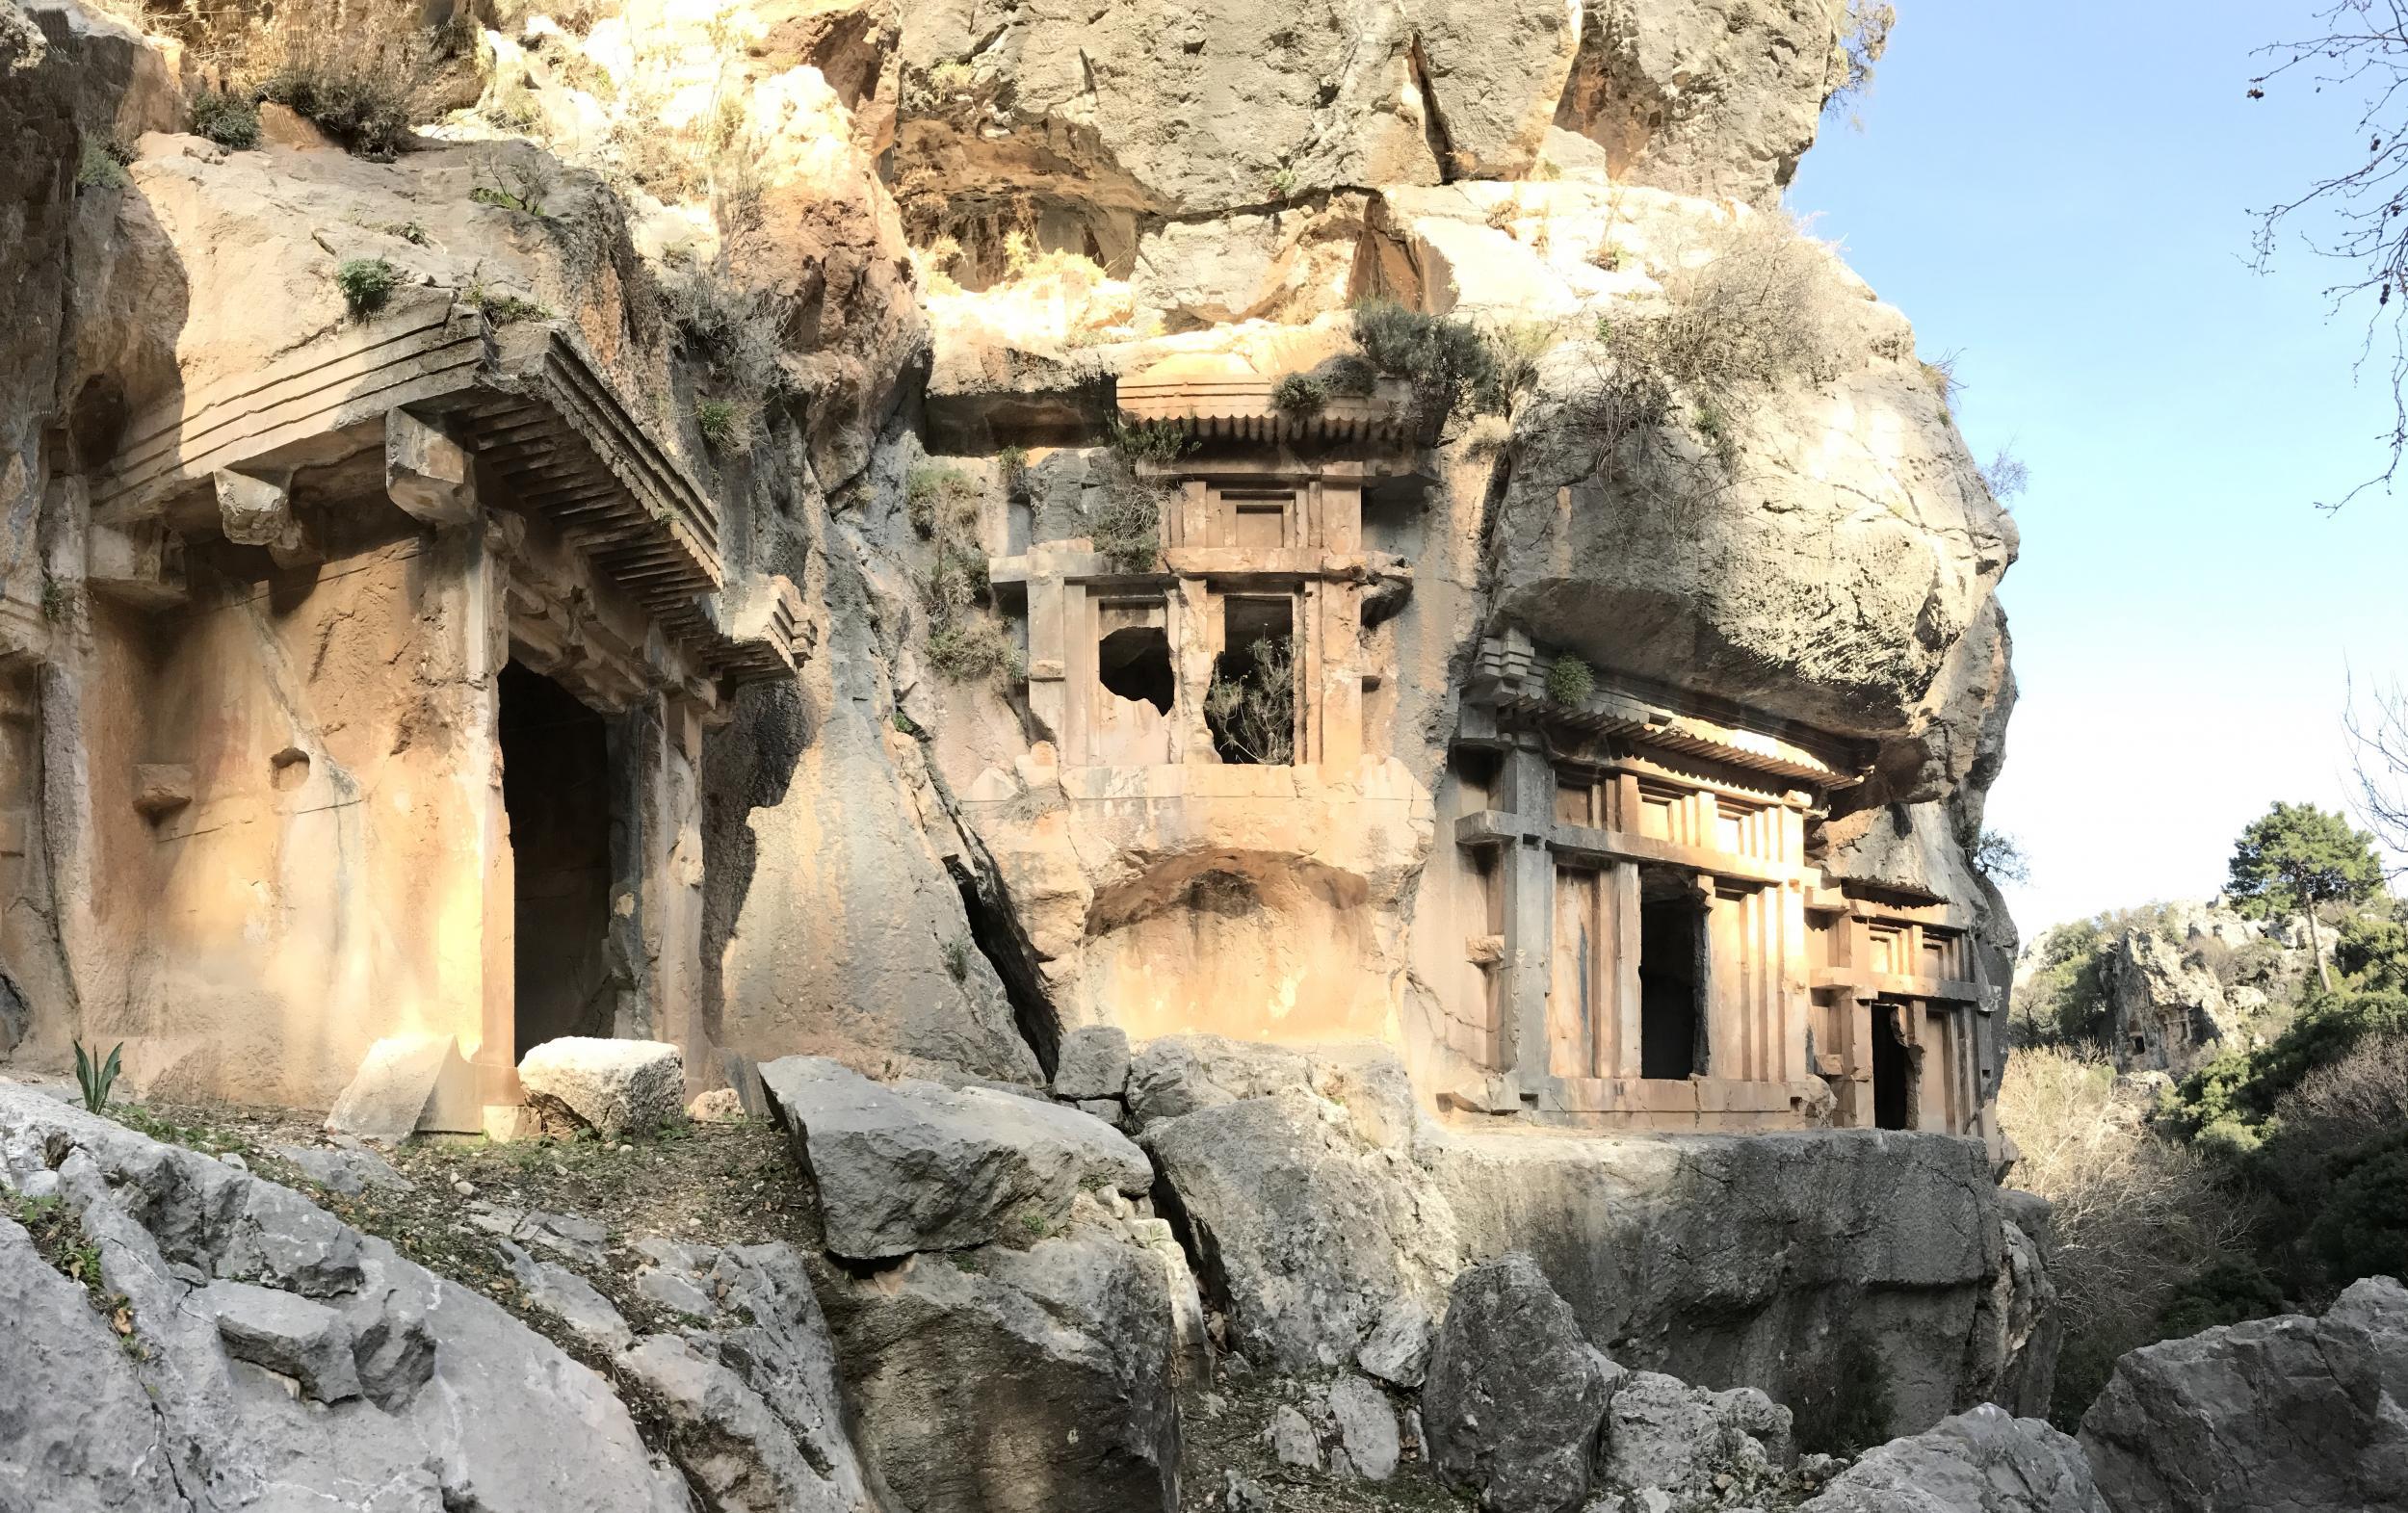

759,1055,1152,1260
325,1034,479,1140
517,1037,684,1139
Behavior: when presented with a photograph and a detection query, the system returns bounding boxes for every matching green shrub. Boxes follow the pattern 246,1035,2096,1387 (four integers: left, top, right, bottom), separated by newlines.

1544,653,1595,708
927,618,1022,683
2310,1129,2408,1284
2167,991,2408,1142
2156,1257,2287,1339
942,936,972,982
335,257,401,318
695,399,756,453
1106,416,1195,468
1270,373,1328,416
190,91,261,149
1204,637,1296,766
662,265,789,407
1352,300,1507,426
75,139,129,190
906,463,980,537
263,65,410,157
1090,483,1161,572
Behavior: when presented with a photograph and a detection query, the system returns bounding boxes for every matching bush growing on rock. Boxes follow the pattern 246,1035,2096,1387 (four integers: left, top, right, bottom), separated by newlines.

1544,652,1595,708
1270,373,1327,415
335,257,401,318
1352,300,1511,428
190,91,259,149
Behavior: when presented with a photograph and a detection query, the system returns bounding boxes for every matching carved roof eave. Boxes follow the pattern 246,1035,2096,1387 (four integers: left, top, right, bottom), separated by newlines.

1461,635,1870,789
1114,374,1423,450
87,299,801,688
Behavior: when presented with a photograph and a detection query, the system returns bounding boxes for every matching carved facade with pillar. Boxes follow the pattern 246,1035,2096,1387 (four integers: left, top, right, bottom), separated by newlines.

1442,631,2003,1152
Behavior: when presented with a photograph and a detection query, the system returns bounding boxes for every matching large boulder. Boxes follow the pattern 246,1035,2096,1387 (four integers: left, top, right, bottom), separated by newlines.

1598,1370,1796,1505
518,1037,687,1139
1423,1253,1621,1513
0,1084,693,1513
611,1240,886,1513
760,1055,1152,1260
1435,1127,2015,1435
1800,1403,2107,1513
2078,1275,2408,1513
817,1221,1184,1513
1139,1075,1457,1370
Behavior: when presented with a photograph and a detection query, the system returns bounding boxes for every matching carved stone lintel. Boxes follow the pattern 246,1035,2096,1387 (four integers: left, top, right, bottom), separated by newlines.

386,408,476,526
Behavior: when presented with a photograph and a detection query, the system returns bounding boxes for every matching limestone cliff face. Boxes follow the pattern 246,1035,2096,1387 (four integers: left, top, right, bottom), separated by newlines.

0,0,2035,1455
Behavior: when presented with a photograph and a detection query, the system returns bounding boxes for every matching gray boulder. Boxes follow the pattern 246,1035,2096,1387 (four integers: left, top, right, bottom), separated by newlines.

517,1036,685,1138
1053,1025,1132,1101
271,1141,413,1196
198,1279,363,1402
818,1222,1182,1513
1423,1253,1621,1513
1801,1404,2107,1513
0,1083,692,1512
1599,1371,1794,1503
0,1216,189,1512
2078,1275,2408,1513
1323,1374,1401,1481
1141,1083,1456,1370
613,1240,883,1513
761,1055,1152,1260
1356,1296,1436,1388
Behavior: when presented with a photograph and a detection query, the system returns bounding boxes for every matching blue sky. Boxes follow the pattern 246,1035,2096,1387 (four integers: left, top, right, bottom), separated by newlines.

1787,2,2408,935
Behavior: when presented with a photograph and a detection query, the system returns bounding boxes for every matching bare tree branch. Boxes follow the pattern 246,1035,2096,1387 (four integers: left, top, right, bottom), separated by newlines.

2253,1,2408,507
2344,667,2408,868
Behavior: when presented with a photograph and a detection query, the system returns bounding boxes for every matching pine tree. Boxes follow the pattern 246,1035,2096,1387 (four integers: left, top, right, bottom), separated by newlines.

2227,802,2386,990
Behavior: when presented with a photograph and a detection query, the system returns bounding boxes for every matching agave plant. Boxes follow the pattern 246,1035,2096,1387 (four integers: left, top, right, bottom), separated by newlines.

73,1038,123,1114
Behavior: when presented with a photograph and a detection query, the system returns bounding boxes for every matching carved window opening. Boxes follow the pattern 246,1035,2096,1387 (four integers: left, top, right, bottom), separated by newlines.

1637,867,1705,1080
1872,1002,1913,1130
500,661,616,1058
1098,625,1174,715
1208,596,1296,766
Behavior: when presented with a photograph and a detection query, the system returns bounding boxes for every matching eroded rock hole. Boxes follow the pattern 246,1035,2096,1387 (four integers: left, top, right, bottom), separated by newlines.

1098,625,1173,714
500,662,615,1058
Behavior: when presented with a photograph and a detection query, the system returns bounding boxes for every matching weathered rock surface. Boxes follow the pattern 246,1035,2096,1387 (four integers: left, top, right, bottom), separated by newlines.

1142,1080,1458,1370
0,1084,693,1513
613,1239,887,1513
1140,1039,2028,1430
817,1220,1184,1513
1598,1371,1795,1504
1053,1024,1132,1101
2078,1275,2408,1513
890,0,1840,260
518,1036,687,1138
761,1054,1152,1260
1801,1404,2107,1513
1423,1253,1621,1513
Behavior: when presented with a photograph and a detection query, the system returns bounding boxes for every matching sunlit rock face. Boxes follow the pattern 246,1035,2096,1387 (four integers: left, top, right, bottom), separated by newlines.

0,0,2055,1492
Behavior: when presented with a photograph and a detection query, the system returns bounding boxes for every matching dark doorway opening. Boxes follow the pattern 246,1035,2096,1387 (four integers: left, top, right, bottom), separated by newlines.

1637,870,1703,1080
1098,625,1174,713
500,661,615,1058
1872,1004,1912,1130
1207,597,1296,765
